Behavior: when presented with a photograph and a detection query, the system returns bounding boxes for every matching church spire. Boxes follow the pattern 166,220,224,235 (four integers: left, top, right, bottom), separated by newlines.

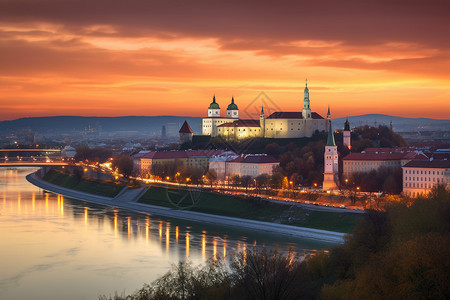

326,121,336,146
327,105,331,119
302,79,311,119
261,106,264,115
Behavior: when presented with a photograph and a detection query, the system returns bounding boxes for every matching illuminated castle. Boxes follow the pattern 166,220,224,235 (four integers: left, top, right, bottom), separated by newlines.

202,82,329,139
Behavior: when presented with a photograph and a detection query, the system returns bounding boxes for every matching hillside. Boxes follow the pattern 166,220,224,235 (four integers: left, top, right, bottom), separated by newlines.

1,114,448,137
0,116,203,135
332,114,450,132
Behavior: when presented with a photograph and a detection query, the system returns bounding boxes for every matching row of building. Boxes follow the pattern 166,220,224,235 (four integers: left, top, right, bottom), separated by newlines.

340,145,450,197
177,82,449,197
134,149,279,180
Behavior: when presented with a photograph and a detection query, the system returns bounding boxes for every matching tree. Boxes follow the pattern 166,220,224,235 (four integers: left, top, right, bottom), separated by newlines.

270,170,284,189
265,142,281,158
151,159,184,179
181,167,204,185
231,248,303,300
255,173,270,190
205,169,218,187
75,146,112,163
112,155,134,178
231,175,241,187
241,175,253,190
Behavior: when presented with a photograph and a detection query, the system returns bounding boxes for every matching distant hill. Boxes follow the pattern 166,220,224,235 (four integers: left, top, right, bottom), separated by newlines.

0,116,203,135
332,114,450,132
1,114,448,137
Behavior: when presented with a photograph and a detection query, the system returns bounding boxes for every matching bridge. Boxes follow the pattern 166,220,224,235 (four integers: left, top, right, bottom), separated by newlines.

0,162,69,167
0,149,61,153
0,148,65,167
0,156,69,167
0,148,61,157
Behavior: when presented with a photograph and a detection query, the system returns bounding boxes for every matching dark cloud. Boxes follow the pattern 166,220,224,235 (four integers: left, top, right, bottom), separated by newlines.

0,0,449,48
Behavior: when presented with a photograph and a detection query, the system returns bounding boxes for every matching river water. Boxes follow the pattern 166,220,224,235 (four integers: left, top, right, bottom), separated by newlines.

0,168,331,300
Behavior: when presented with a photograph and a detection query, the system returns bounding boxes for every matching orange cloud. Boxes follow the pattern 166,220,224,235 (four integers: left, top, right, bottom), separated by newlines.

0,0,449,121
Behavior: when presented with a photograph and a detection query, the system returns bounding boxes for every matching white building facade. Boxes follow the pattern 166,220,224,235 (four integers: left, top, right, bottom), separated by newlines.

209,154,278,180
202,82,329,139
402,160,450,197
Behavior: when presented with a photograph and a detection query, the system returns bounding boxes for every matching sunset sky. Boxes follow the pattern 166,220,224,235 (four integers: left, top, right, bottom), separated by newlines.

0,0,449,121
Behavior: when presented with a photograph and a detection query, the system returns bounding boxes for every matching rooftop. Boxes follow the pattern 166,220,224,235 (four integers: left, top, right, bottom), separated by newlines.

179,120,194,134
266,111,324,119
217,119,261,128
403,160,450,169
343,152,429,161
142,150,225,160
230,154,278,164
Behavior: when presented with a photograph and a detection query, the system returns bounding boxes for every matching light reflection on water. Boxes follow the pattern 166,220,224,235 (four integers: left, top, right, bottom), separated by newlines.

0,168,331,300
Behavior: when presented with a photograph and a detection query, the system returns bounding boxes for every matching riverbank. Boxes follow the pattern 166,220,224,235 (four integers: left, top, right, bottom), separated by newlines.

140,185,362,233
27,172,347,243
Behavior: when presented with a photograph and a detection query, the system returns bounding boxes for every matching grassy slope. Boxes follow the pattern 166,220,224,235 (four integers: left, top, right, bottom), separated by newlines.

139,186,362,233
43,169,125,198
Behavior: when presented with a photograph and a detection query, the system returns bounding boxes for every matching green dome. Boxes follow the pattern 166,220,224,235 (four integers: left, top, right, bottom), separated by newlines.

209,95,220,109
226,97,239,110
209,102,220,109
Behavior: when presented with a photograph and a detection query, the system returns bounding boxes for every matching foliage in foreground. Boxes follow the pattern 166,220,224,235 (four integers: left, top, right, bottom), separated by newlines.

101,186,450,300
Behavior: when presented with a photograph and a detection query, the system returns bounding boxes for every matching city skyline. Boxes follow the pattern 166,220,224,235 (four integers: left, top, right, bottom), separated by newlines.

0,0,449,121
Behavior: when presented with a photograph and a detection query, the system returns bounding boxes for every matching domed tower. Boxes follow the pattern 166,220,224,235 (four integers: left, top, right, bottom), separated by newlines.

226,97,239,118
302,80,312,119
343,118,351,149
208,95,220,117
323,121,339,190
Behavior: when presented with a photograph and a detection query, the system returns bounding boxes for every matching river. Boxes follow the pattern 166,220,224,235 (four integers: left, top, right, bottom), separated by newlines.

0,168,331,300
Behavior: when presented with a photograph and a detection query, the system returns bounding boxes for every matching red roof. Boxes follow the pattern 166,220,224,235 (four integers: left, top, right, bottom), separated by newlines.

362,147,407,153
230,154,278,164
433,153,450,160
242,155,278,164
266,112,324,119
403,160,450,169
343,152,428,161
142,150,224,160
217,119,261,128
179,121,193,133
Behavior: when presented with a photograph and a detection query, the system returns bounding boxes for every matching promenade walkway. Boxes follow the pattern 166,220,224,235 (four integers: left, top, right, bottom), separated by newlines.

26,173,346,244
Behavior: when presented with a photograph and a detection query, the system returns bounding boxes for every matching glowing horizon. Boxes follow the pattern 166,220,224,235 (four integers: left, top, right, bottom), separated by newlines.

0,0,449,121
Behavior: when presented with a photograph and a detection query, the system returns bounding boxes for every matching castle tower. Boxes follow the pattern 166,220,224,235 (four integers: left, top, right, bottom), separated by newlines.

343,118,351,149
260,106,265,138
226,97,239,118
323,122,339,190
179,120,194,143
208,95,220,117
302,80,312,119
